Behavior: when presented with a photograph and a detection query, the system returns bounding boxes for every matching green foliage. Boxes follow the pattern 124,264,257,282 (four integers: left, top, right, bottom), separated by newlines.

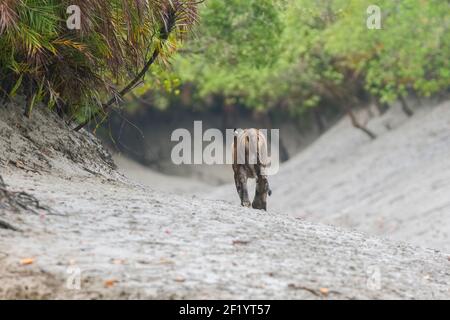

175,0,283,110
0,0,198,120
171,0,449,114
325,0,450,102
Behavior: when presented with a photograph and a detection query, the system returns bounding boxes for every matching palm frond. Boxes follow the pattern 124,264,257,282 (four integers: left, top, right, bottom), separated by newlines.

0,0,199,121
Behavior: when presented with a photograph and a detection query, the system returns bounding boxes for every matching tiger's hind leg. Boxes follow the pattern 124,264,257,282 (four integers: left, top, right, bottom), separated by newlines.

252,175,269,211
233,166,251,207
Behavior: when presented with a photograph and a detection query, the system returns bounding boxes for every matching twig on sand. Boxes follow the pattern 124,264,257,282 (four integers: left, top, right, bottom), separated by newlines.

288,283,339,298
0,251,8,260
0,218,19,231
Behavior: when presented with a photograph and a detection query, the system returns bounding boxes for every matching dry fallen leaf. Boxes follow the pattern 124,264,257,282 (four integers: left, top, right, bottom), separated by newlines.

20,258,35,266
319,288,330,296
68,259,77,265
104,279,118,288
111,259,125,265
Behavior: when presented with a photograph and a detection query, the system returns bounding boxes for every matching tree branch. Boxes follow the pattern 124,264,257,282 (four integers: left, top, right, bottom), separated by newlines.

74,5,178,132
74,47,161,131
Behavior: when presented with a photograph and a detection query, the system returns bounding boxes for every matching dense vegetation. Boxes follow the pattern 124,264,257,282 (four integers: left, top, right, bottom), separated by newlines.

153,0,448,137
176,0,448,107
0,0,198,128
0,1,448,136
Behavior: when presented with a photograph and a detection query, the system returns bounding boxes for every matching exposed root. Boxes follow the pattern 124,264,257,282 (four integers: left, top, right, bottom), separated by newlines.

399,96,414,117
0,175,61,218
347,109,377,140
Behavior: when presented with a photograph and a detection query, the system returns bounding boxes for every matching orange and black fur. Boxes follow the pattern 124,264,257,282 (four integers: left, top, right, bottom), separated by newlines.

232,128,272,210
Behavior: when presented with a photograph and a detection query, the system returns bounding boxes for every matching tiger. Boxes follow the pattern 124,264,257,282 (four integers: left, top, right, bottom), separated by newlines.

232,128,272,210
